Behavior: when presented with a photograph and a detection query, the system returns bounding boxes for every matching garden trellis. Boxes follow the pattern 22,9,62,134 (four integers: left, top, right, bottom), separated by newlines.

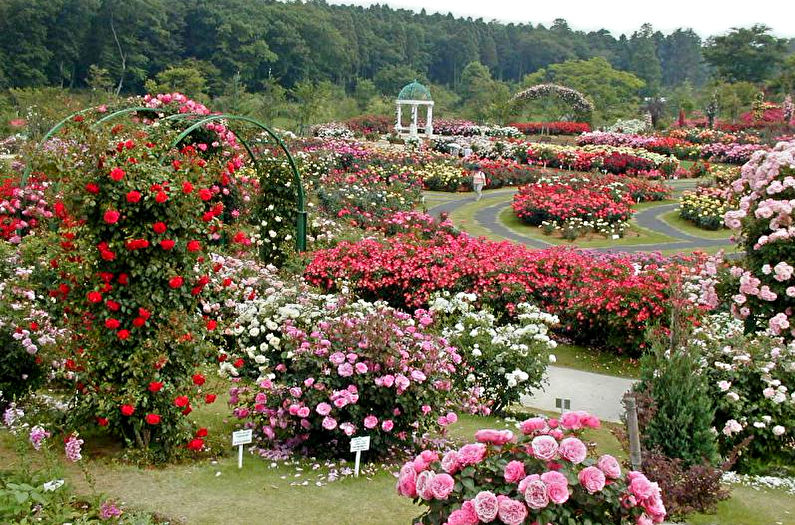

512,83,594,123
22,107,307,252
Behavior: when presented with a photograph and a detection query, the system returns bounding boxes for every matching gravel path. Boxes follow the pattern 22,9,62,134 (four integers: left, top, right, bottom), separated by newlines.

521,366,637,422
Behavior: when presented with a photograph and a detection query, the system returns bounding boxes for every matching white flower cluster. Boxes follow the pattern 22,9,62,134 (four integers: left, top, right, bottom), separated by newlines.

722,471,795,495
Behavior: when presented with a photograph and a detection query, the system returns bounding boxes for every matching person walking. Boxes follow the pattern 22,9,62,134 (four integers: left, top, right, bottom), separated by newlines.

472,165,486,201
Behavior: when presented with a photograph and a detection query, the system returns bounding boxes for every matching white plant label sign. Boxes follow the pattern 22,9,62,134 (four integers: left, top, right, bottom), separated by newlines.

350,436,371,477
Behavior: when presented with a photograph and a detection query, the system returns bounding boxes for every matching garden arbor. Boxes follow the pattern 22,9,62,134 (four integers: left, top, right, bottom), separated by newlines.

395,80,434,137
512,83,594,122
23,106,307,253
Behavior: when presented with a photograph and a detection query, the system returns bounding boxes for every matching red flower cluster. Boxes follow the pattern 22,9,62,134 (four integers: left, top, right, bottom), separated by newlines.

510,121,591,135
512,182,634,226
306,234,694,354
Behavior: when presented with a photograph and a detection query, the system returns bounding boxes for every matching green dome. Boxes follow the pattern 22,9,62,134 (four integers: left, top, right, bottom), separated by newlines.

397,80,432,101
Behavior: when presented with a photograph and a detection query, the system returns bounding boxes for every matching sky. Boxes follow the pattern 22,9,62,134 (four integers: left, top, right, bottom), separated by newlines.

327,0,795,38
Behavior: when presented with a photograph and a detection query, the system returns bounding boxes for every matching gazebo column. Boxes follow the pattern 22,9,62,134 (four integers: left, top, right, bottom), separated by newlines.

395,104,403,132
426,105,434,136
409,104,418,137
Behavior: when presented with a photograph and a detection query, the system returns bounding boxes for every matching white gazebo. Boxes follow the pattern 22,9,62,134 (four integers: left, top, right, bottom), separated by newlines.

395,80,434,137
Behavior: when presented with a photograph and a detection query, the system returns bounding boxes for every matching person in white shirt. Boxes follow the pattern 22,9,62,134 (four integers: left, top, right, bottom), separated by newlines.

472,165,486,201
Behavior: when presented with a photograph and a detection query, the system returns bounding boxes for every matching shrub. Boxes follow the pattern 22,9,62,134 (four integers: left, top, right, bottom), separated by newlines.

509,121,591,135
692,313,795,475
637,323,719,467
680,188,731,230
224,287,470,457
400,412,667,525
305,235,689,354
29,96,246,458
641,452,729,520
723,141,795,339
428,292,558,413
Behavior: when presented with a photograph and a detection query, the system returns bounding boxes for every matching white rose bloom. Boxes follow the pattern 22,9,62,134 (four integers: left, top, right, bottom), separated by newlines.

772,425,785,436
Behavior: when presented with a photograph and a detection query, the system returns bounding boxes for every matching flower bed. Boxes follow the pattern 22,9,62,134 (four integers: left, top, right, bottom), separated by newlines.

305,235,687,354
0,176,53,243
509,121,591,135
679,187,732,230
223,283,471,456
399,411,667,525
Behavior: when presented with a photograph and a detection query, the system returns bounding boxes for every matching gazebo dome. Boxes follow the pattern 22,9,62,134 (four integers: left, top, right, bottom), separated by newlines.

397,80,432,101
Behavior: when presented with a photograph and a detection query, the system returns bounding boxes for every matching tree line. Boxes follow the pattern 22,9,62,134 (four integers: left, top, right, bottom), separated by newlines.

0,0,792,128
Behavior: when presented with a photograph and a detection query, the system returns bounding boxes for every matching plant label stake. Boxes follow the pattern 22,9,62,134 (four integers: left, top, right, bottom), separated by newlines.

555,397,571,414
232,429,253,469
350,436,371,477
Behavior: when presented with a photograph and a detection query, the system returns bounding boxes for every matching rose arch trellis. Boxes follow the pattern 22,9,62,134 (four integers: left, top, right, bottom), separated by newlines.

511,83,594,122
22,107,307,252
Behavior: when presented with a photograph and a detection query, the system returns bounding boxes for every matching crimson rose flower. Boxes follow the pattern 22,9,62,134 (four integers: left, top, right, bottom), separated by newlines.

187,438,204,451
160,239,176,250
120,404,135,416
192,373,206,386
148,381,164,392
169,276,184,288
103,210,120,224
152,222,167,234
126,190,141,203
145,414,161,425
87,291,102,303
174,395,189,408
109,167,125,181
105,318,120,330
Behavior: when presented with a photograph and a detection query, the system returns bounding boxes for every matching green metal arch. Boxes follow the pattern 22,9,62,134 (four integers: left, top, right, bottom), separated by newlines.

166,114,307,251
23,108,307,252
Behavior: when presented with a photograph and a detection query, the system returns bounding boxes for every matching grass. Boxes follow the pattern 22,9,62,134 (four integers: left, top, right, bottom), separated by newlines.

658,209,733,240
552,343,640,379
687,485,795,525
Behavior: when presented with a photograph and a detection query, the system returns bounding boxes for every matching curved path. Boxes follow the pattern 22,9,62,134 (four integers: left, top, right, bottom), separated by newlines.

427,189,734,253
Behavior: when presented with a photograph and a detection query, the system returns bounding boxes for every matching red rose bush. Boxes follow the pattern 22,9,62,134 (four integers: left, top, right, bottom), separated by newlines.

399,412,666,525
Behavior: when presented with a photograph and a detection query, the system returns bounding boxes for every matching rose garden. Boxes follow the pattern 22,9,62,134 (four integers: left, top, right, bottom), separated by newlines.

1,6,794,525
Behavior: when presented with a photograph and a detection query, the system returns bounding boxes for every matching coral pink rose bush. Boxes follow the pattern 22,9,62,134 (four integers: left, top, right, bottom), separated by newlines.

723,141,795,340
223,285,470,457
399,412,666,525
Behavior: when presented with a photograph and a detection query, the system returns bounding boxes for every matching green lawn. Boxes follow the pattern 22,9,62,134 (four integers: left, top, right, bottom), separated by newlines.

552,343,640,379
659,209,733,240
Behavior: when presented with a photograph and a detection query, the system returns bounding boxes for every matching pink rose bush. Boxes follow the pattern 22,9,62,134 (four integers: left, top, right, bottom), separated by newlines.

693,313,794,473
723,141,795,340
224,286,468,456
399,412,666,525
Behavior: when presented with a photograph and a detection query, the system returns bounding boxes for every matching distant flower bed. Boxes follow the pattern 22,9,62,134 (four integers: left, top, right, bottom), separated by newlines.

509,121,591,135
434,119,522,138
344,114,393,135
679,187,732,230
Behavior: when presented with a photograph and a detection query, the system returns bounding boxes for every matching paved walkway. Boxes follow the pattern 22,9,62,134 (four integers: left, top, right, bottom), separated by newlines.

521,366,637,422
427,189,734,253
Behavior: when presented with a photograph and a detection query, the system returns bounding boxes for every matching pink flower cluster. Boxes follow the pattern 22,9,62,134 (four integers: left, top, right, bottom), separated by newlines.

399,412,666,525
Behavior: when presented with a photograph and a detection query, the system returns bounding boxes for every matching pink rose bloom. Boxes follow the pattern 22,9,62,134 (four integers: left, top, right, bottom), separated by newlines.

364,415,378,429
578,466,606,493
549,428,564,440
503,460,526,483
446,412,458,424
644,493,667,522
355,362,368,374
475,429,515,446
629,474,656,500
421,404,432,415
316,402,332,416
473,491,499,522
457,443,487,466
438,415,450,426
410,370,427,382
546,479,570,504
395,374,410,392
441,450,460,474
289,387,302,398
560,411,583,430
321,416,337,430
597,454,621,479
381,419,394,432
524,478,549,509
340,422,356,436
530,435,559,461
497,496,528,525
397,462,417,497
329,352,346,365
519,416,547,434
430,473,455,500
582,414,601,429
381,374,395,387
337,363,354,377
518,474,539,494
559,437,587,464
636,514,653,525
297,406,310,418
416,470,435,500
447,501,479,525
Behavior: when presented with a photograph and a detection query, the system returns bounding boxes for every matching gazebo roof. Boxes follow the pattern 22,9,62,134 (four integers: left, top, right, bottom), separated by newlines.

397,80,432,101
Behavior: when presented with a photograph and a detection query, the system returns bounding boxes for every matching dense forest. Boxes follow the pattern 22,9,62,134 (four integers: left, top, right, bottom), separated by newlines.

0,0,793,128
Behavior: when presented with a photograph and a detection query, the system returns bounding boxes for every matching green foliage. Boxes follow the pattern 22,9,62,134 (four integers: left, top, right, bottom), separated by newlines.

520,57,645,125
143,60,215,101
704,24,789,83
638,321,719,467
